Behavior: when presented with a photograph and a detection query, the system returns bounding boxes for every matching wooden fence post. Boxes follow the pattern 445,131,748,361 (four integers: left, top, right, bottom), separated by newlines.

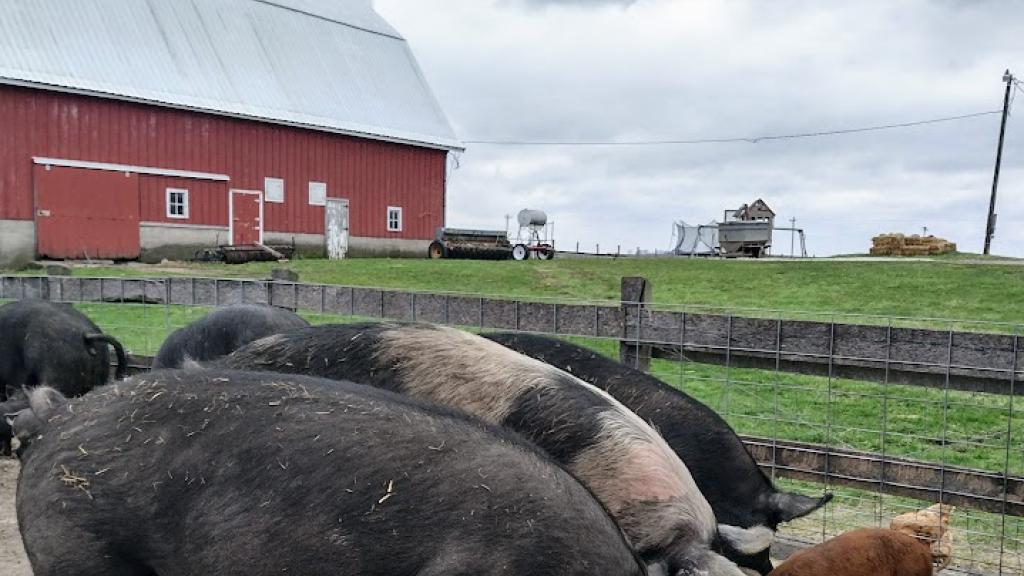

620,276,652,371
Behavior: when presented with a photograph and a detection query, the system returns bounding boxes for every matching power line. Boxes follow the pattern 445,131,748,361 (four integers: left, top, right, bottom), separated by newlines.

463,110,1002,147
1013,80,1024,105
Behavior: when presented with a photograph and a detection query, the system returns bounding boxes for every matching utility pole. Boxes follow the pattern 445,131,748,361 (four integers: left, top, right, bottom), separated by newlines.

984,70,1014,255
789,217,796,258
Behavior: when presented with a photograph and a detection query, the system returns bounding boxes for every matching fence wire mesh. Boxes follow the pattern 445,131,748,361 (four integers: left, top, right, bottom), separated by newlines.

1,274,1021,575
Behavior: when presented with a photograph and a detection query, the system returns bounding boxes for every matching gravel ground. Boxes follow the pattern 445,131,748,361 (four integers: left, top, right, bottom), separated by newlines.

0,458,31,576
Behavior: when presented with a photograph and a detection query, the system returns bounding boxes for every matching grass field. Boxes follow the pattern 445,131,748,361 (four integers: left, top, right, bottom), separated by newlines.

6,255,1022,473
11,255,1024,324
20,300,1017,479
4,256,1023,571
5,255,1022,474
565,337,1022,475
23,299,1022,572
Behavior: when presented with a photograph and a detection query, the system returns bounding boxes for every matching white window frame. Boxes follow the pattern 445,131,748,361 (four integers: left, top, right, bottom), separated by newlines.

308,181,327,206
166,187,189,219
264,177,285,203
387,206,403,232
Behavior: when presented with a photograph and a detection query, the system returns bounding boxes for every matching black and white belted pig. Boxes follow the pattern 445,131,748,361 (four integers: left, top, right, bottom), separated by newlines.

152,304,310,368
483,332,834,575
10,369,648,576
222,322,774,576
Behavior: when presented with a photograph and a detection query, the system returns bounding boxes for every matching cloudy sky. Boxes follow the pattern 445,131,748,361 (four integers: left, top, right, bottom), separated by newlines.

375,0,1023,257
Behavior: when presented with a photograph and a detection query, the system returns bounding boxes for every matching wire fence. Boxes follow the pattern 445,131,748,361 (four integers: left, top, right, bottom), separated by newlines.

1,274,1021,575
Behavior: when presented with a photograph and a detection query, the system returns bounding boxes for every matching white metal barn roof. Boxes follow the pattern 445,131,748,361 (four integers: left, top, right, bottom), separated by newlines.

0,0,461,150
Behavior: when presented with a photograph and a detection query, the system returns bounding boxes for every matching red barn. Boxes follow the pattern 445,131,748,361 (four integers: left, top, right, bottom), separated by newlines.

0,0,461,266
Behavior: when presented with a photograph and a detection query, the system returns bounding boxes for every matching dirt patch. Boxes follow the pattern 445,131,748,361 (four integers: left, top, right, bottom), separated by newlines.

0,458,31,576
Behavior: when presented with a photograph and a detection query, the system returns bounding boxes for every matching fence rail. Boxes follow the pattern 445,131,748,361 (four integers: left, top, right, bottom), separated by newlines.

3,274,1021,395
2,273,1021,574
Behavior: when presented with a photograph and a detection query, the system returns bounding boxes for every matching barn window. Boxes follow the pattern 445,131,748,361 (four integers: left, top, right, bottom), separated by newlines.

387,206,403,232
265,177,285,203
308,181,327,206
166,188,189,219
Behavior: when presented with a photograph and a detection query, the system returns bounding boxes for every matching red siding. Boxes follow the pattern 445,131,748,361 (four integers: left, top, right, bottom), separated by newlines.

0,84,447,240
139,176,228,226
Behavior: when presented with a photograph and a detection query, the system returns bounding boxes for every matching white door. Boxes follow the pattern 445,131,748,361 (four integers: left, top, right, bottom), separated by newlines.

325,198,349,259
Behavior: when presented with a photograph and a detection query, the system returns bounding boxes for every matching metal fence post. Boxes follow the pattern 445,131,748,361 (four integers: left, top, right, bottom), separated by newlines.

164,278,172,344
723,314,734,416
771,314,782,482
998,331,1019,573
619,276,651,371
878,320,893,525
823,317,837,542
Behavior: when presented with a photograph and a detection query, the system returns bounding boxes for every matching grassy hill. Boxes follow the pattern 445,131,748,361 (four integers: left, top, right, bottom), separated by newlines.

22,256,1024,325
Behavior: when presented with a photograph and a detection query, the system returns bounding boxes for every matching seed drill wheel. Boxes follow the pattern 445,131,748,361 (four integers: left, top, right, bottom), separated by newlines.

536,244,555,260
428,241,447,259
512,244,529,261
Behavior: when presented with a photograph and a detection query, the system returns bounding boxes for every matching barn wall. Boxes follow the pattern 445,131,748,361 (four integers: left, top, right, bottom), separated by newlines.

348,237,430,258
263,231,325,258
139,176,228,227
0,85,447,243
0,220,35,266
139,223,229,263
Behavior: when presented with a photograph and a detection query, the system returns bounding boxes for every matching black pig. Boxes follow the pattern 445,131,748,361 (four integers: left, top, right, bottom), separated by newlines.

12,369,647,576
0,300,125,401
0,393,29,456
153,304,309,368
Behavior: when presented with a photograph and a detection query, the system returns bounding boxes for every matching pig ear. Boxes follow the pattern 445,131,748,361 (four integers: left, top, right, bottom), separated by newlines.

27,387,67,419
770,491,833,523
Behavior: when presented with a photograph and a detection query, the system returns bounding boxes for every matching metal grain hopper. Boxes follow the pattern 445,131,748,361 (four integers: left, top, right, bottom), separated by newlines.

428,227,512,260
672,199,803,258
717,199,775,258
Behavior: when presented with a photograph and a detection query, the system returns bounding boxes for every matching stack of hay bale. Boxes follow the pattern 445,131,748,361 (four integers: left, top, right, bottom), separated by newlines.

870,234,957,256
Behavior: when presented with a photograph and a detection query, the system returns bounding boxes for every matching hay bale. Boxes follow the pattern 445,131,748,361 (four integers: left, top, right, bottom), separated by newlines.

871,232,955,256
901,245,932,256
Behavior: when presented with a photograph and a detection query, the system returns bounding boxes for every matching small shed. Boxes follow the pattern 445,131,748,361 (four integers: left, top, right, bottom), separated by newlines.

731,199,776,226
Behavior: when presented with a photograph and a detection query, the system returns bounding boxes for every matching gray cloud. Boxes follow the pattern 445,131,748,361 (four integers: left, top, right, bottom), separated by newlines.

376,0,1023,256
509,0,637,7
